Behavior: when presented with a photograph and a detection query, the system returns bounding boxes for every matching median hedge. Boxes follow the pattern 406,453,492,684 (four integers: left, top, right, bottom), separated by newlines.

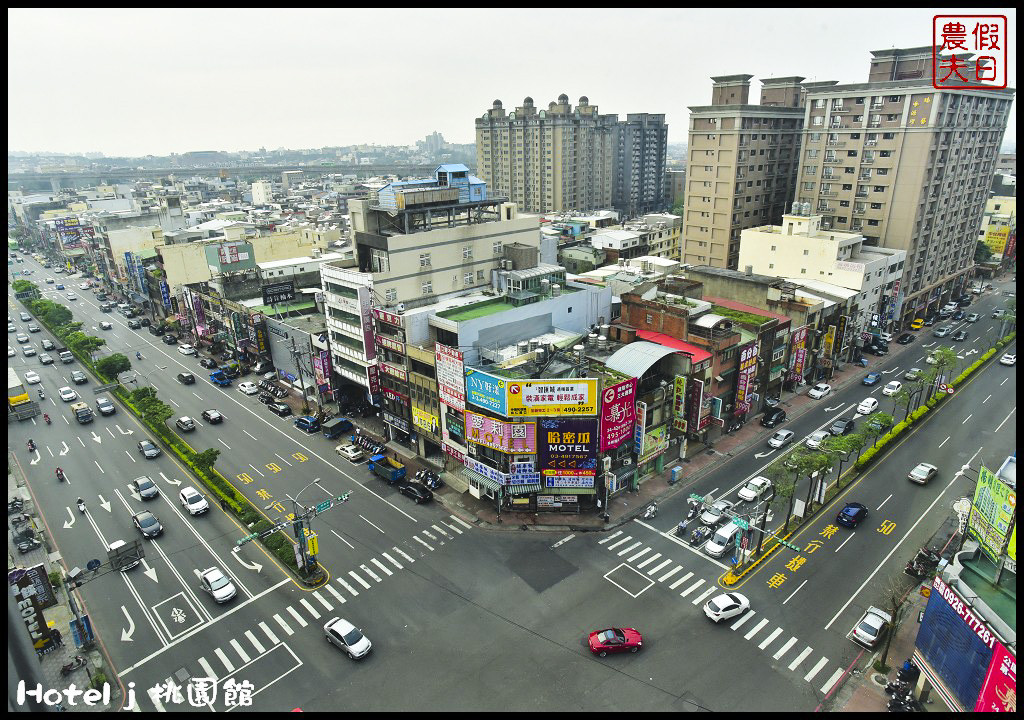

19,288,300,573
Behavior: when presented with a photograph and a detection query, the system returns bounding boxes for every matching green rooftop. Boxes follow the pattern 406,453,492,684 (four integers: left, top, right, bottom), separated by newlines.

436,298,517,322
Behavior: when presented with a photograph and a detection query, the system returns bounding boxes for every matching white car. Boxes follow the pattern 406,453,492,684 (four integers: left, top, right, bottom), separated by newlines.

878,332,893,343
737,476,772,503
805,429,830,449
703,593,750,623
768,429,795,449
856,397,879,415
807,383,831,399
99,321,112,330
852,606,892,647
336,443,365,462
58,386,78,402
925,352,939,365
238,381,259,395
904,367,922,381
882,380,902,396
24,370,41,384
179,486,210,515
324,617,372,659
1000,353,1016,366
178,344,196,356
65,292,77,301
908,462,938,485
195,567,237,603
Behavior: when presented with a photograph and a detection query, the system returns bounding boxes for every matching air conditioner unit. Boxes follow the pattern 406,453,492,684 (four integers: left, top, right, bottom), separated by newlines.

622,458,633,466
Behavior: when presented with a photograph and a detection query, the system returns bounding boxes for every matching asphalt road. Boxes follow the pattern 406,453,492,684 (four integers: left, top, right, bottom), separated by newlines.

8,254,1015,712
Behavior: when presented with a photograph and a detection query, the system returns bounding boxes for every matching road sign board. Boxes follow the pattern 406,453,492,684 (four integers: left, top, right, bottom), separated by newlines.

946,386,954,394
93,382,119,394
315,500,331,513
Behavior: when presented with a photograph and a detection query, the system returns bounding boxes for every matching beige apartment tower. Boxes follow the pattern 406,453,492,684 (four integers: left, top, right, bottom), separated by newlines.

683,75,805,269
794,46,1014,326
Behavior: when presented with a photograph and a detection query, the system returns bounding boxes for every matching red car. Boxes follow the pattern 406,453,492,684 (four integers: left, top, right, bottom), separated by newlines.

588,627,643,657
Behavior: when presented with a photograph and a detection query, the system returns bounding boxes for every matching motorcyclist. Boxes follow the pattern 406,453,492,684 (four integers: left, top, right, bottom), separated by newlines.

136,351,142,360
38,388,45,399
43,413,51,424
27,439,36,451
76,497,85,511
56,467,65,481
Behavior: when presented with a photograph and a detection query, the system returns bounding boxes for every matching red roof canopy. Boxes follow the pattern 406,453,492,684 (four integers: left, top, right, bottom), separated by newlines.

636,330,712,364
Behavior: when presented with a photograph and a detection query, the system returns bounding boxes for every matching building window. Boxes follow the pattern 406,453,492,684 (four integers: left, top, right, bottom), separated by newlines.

422,281,432,295
464,273,473,286
477,269,485,280
463,246,473,260
385,288,397,302
646,314,653,324
492,241,503,256
419,253,431,267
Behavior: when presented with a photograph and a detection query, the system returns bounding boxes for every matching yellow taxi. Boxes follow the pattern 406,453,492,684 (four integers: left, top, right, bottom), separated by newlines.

909,318,925,330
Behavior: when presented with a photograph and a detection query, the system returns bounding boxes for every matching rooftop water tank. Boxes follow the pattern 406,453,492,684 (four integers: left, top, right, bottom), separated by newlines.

587,333,598,347
552,284,561,296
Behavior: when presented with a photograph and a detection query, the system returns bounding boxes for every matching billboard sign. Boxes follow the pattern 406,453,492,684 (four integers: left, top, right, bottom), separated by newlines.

537,417,598,481
506,379,598,417
435,343,466,411
734,342,758,414
262,281,295,306
967,466,1016,564
465,457,540,486
974,640,1016,712
598,378,637,452
412,407,439,435
464,410,536,453
637,425,669,465
465,368,508,415
789,325,808,382
356,286,376,361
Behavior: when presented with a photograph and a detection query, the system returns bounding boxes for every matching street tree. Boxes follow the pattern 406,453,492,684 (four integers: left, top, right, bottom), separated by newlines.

95,354,131,380
819,434,861,487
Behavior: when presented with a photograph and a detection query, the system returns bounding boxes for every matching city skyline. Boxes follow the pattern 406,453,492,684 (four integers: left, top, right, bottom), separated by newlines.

8,8,1017,157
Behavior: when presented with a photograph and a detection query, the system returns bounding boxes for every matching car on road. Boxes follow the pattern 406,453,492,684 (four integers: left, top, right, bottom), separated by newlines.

39,353,54,365
862,371,882,385
992,308,1006,319
805,429,831,449
65,293,76,301
966,313,980,323
96,396,116,415
22,345,37,357
396,480,434,504
41,338,55,350
131,475,160,499
127,318,142,329
162,334,178,345
137,439,162,459
58,386,78,402
268,402,292,417
852,606,892,648
587,627,642,657
836,502,869,528
195,567,237,603
908,462,938,485
896,333,915,344
925,351,940,365
951,329,968,342
24,370,41,384
952,310,965,321
737,476,772,502
132,510,163,538
767,429,795,449
55,283,64,290
19,312,30,321
324,617,372,659
175,416,196,432
27,323,40,333
999,353,1016,366
760,407,787,428
909,319,925,330
108,539,140,572
807,383,831,399
70,370,87,384
703,593,750,623
16,333,29,343
335,443,365,462
197,357,217,369
856,397,879,415
177,372,196,385
699,499,735,527
99,321,112,330
830,417,855,436
178,344,196,356
238,381,259,395
881,381,902,396
179,486,210,515
294,416,321,433
45,277,54,284
201,409,223,424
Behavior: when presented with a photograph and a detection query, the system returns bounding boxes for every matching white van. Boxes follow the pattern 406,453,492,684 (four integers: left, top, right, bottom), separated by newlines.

704,520,743,558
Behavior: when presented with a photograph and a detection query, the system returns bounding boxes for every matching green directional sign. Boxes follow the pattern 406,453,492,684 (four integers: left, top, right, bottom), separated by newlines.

734,519,749,531
316,500,332,513
776,538,801,552
688,493,706,503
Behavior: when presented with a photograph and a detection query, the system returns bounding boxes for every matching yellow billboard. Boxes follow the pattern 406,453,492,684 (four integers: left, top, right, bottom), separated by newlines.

505,379,599,417
984,226,1010,255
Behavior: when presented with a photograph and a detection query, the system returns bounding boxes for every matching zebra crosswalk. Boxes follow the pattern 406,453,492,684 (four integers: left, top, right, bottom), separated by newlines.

138,514,472,712
595,528,847,697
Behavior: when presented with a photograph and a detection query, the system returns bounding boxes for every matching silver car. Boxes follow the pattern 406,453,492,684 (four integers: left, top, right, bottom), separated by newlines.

324,617,372,659
699,499,735,528
908,463,938,485
768,429,795,449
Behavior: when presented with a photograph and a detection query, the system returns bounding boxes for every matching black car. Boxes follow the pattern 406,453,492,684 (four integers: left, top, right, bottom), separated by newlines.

396,481,433,504
149,324,167,336
201,409,224,424
162,334,178,345
864,343,888,356
951,329,969,341
100,303,113,313
137,440,162,459
127,318,142,329
131,475,161,499
836,502,869,528
132,510,163,538
70,370,88,385
896,333,915,345
198,357,218,369
830,417,855,435
268,402,292,417
952,310,965,321
258,391,275,404
139,317,151,327
760,407,787,428
923,316,936,327
177,372,196,385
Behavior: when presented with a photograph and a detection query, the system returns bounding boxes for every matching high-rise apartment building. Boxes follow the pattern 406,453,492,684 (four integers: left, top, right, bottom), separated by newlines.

613,113,669,217
476,95,667,217
794,46,1014,325
683,75,805,269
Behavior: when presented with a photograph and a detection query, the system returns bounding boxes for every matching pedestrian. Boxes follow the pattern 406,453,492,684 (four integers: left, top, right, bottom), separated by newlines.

52,628,63,647
220,498,229,512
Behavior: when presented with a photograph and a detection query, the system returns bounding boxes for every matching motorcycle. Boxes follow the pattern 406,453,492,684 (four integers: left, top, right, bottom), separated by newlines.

60,656,87,677
685,499,700,522
76,498,86,514
135,351,142,360
676,520,689,537
897,659,920,683
689,525,711,546
11,513,32,525
44,414,51,425
27,440,36,453
17,537,41,553
642,502,658,520
38,389,45,400
56,468,65,482
913,548,941,567
885,680,912,696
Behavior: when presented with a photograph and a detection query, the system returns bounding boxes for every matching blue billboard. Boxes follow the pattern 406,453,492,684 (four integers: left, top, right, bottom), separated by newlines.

465,368,507,415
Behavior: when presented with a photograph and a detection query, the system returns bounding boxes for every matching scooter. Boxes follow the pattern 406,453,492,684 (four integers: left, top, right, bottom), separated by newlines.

56,468,65,482
17,537,41,553
689,525,711,546
885,680,912,696
76,498,86,514
676,520,689,537
685,499,700,522
11,513,32,526
642,501,658,520
8,499,25,514
913,548,941,567
44,414,51,425
897,659,920,683
60,656,87,676
27,440,36,453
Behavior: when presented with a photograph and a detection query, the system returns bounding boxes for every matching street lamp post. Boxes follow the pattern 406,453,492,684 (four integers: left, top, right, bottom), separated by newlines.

284,477,324,578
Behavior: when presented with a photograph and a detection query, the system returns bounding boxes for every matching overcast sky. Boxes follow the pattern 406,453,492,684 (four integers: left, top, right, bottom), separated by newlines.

7,8,1017,157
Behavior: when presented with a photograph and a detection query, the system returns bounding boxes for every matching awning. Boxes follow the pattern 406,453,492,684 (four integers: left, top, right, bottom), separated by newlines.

539,486,596,495
505,482,543,495
636,330,712,364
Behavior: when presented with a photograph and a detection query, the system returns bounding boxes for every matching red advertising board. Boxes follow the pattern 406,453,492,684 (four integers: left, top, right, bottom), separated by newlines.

974,640,1016,712
599,378,637,452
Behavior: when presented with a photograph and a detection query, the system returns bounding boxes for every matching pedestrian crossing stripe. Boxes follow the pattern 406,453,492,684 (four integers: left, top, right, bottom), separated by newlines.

323,582,347,604
285,606,308,628
336,578,359,596
691,586,717,605
617,541,642,557
298,598,321,620
392,546,415,563
273,613,294,636
245,630,266,655
744,617,769,640
431,524,451,538
669,571,693,590
213,647,234,673
382,552,403,570
773,636,797,661
730,610,755,630
197,656,218,681
370,558,394,576
648,558,673,576
443,521,462,534
680,578,706,597
421,530,438,541
349,570,372,589
360,564,383,583
788,646,813,672
229,638,250,664
821,667,845,695
626,547,651,562
803,656,829,683
259,621,281,645
413,536,433,551
311,591,333,611
449,515,472,529
605,534,631,550
758,627,783,650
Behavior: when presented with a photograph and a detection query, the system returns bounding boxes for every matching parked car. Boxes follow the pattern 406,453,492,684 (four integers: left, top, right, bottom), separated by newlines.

335,443,365,462
178,344,197,356
703,593,750,623
933,326,952,338
908,462,938,485
294,416,321,433
862,372,882,386
882,381,902,396
587,628,642,657
909,319,925,330
127,318,142,329
396,480,434,504
852,607,892,648
238,381,259,395
767,429,795,449
199,357,218,369
836,502,869,528
324,617,372,660
830,417,855,435
760,407,787,428
268,402,292,417
856,397,879,415
162,334,178,345
807,383,831,399
896,333,915,344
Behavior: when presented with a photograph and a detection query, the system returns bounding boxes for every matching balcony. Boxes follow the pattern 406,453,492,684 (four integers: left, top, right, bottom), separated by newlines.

820,191,838,198
824,157,842,164
862,157,874,164
826,140,846,147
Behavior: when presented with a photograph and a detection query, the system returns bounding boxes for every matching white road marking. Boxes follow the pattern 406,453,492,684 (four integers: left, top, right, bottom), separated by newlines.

691,586,718,605
617,541,642,557
217,438,232,450
248,464,265,477
348,571,372,589
146,686,167,712
229,638,250,664
336,578,359,596
244,630,265,655
637,553,663,570
744,617,770,640
421,530,438,541
939,437,950,448
788,646,814,672
658,565,683,583
413,536,433,552
669,571,693,590
311,591,334,611
730,610,755,631
773,636,798,660
875,494,892,512
360,515,386,533
962,414,973,424
323,582,346,604
272,614,294,636
627,547,652,563
382,552,403,570
599,530,624,545
834,533,857,553
197,656,218,681
274,453,293,467
783,579,808,604
758,627,783,650
244,430,258,441
393,546,415,563
370,558,393,576
285,606,308,628
299,597,321,619
259,621,280,645
431,524,451,538
360,564,383,583
213,647,235,673
804,656,829,683
647,558,673,576
443,521,462,535
680,578,706,597
821,667,846,695
450,515,472,529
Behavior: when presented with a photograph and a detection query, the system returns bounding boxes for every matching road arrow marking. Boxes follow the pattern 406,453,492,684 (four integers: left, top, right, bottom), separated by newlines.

143,559,158,583
881,368,897,374
825,404,844,412
98,494,111,512
965,349,979,356
159,471,181,487
63,506,77,529
755,450,776,458
120,606,136,642
29,450,41,465
923,341,937,348
116,424,134,435
91,431,102,444
233,553,263,574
